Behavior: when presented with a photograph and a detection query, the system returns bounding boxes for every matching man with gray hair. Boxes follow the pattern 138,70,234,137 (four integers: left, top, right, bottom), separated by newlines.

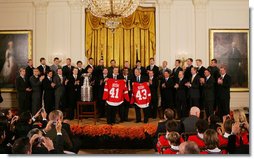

180,106,200,133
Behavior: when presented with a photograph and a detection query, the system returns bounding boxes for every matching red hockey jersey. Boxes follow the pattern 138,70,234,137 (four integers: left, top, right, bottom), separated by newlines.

103,79,129,106
131,82,151,108
188,135,205,148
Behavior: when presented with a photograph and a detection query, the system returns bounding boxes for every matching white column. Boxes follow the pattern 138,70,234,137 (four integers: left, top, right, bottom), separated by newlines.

33,0,48,66
193,0,208,66
68,0,83,65
157,0,173,67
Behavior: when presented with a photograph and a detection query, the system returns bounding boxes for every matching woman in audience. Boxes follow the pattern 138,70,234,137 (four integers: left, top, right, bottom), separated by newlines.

188,119,208,148
200,129,226,154
162,132,181,154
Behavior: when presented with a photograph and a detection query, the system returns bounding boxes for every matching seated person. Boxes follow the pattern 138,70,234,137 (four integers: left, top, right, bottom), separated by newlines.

180,106,200,133
188,119,208,148
218,119,233,147
162,131,181,154
178,141,200,154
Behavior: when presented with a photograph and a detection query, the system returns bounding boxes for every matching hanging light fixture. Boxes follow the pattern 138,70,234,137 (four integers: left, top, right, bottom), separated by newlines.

82,0,140,31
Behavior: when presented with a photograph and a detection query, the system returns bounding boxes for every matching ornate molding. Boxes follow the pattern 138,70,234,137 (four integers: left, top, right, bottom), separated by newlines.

33,0,48,9
68,0,82,11
157,0,173,9
192,0,208,9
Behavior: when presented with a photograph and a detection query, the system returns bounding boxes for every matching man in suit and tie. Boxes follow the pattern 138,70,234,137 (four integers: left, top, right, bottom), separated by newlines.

53,68,66,110
65,68,81,120
108,59,116,76
42,70,56,113
133,60,147,77
76,61,85,77
200,69,215,118
184,58,193,80
159,61,171,80
217,67,231,119
16,68,32,113
121,61,132,77
172,59,183,83
50,57,62,74
196,59,206,111
108,67,123,79
30,68,45,114
160,70,174,111
174,71,188,119
37,57,51,76
148,70,159,119
185,67,200,108
146,58,159,78
133,68,149,123
98,68,109,118
119,67,133,122
84,57,94,73
62,58,75,78
25,59,34,85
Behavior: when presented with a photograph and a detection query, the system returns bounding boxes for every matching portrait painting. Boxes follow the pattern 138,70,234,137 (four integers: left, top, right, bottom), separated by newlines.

0,30,32,92
209,29,249,92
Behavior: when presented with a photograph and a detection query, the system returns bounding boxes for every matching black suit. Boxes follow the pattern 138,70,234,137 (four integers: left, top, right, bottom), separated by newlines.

42,77,55,113
175,78,188,118
146,65,159,78
25,66,34,86
98,74,109,117
197,66,206,110
184,65,193,80
202,76,215,117
172,67,183,82
53,74,66,110
16,76,31,113
160,77,174,110
77,68,85,77
66,75,81,119
133,66,147,77
180,115,199,133
84,64,94,73
107,66,114,76
217,74,231,118
30,75,42,114
37,65,51,76
132,76,149,123
207,66,220,111
197,66,206,78
188,74,200,107
148,77,158,119
62,65,75,78
108,74,124,80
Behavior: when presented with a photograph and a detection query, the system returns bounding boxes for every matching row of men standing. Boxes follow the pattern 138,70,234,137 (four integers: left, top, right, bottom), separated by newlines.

16,56,231,121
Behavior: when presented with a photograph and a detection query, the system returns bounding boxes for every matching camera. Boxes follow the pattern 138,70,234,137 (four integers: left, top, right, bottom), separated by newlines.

239,123,245,128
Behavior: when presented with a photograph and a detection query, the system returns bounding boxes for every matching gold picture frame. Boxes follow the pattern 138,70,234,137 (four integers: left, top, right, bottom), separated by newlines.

209,29,249,92
0,30,32,92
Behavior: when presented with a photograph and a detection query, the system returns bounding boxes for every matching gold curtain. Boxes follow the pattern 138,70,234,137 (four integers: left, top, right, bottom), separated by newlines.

85,7,156,68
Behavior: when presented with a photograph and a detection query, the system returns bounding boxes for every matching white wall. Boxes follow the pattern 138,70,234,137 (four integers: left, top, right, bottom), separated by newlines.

0,0,249,110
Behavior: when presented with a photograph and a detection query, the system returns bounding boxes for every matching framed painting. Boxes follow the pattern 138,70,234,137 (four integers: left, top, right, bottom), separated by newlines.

0,30,32,92
209,29,249,92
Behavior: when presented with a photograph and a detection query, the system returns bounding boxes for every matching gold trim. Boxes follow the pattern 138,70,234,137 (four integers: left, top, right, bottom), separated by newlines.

0,30,33,93
209,29,249,92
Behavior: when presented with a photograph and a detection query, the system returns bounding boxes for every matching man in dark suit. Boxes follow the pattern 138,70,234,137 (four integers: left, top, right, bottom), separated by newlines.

53,68,66,110
65,68,81,120
132,68,149,123
196,59,206,111
76,61,85,77
160,70,174,111
93,59,104,78
146,58,159,78
50,57,62,74
159,61,171,80
148,70,158,119
185,67,200,108
30,68,45,114
180,106,200,133
16,68,32,113
133,60,147,77
184,58,193,80
108,59,116,76
37,57,51,76
97,68,109,118
121,61,133,77
42,70,56,113
25,59,34,85
217,67,231,119
119,67,133,122
108,67,123,79
62,58,75,78
84,57,94,73
200,69,215,118
172,59,183,83
174,71,188,119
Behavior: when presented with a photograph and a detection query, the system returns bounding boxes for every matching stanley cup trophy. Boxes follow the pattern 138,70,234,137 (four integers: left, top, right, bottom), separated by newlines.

81,73,93,101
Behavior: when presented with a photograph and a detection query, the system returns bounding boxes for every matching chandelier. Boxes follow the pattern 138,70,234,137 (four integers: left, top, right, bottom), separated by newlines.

83,0,140,31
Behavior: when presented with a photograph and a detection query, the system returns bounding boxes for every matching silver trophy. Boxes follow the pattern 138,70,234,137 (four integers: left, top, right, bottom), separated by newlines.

81,73,93,101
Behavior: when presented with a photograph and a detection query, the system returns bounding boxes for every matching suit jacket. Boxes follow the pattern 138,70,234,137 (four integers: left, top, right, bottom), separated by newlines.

181,115,199,133
189,74,200,98
16,76,29,94
120,74,133,92
66,75,81,100
202,76,215,101
53,74,66,90
84,64,94,73
159,67,171,80
184,65,193,80
107,66,114,76
197,66,206,78
62,65,75,78
42,77,55,96
132,75,148,83
133,66,147,77
175,78,188,100
30,75,42,92
148,76,158,100
217,74,231,99
108,74,124,80
172,67,183,82
160,77,174,106
25,66,34,84
77,68,85,77
146,65,159,78
37,65,51,76
207,66,220,81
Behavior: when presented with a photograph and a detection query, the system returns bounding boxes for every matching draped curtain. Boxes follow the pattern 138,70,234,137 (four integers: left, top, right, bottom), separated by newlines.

85,7,156,68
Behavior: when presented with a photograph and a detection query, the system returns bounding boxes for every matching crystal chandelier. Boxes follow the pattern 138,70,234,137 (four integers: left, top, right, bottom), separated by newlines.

83,0,140,31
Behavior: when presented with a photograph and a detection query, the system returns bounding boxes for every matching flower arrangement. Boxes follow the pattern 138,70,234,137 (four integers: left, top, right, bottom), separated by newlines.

70,124,157,140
